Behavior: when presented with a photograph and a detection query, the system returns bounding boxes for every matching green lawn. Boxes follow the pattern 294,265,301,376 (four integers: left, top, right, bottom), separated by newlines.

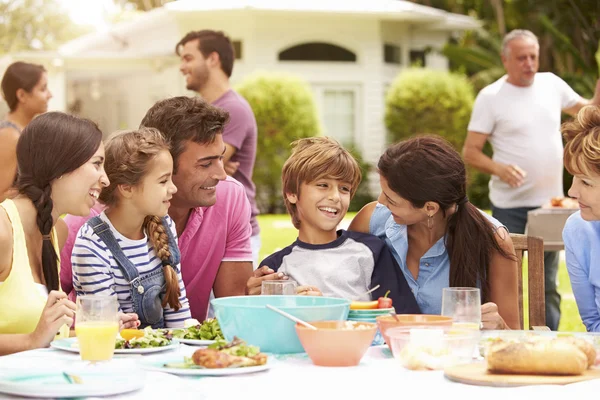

256,213,585,332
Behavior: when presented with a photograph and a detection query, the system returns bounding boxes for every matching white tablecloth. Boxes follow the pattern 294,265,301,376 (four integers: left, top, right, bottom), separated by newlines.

0,345,598,399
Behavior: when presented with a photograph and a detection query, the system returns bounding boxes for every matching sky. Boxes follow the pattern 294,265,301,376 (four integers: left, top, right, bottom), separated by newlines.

57,0,119,31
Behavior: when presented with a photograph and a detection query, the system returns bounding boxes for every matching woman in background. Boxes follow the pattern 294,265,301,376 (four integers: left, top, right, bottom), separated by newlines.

0,62,52,199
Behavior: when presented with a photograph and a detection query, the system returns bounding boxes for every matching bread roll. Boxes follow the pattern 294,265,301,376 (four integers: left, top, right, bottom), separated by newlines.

556,336,596,367
486,338,588,375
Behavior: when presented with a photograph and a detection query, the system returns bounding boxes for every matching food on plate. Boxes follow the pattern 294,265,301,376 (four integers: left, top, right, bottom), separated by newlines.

168,318,224,341
120,329,145,341
115,326,173,349
350,290,394,310
486,336,596,375
546,197,579,209
377,290,393,309
164,337,267,369
350,300,378,310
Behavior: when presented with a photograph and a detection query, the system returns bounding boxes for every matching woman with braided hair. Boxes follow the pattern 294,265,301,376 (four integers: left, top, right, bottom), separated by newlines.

0,112,139,356
72,128,191,328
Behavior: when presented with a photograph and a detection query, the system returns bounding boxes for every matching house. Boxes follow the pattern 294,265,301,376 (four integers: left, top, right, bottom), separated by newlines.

4,0,478,194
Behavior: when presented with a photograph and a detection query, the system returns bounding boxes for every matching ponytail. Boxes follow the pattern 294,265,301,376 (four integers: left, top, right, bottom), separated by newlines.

21,183,59,292
445,199,514,303
144,216,181,311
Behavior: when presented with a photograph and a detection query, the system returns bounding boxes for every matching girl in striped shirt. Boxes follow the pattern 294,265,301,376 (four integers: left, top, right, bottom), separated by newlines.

72,128,191,328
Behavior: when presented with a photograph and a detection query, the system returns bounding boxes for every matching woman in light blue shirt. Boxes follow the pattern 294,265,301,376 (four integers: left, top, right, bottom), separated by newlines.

562,105,600,332
350,135,520,330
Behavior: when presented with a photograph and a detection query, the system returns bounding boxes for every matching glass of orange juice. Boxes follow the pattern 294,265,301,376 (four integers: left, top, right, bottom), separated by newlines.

75,295,119,362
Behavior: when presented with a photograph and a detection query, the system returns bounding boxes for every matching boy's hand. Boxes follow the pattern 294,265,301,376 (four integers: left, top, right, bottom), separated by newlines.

296,286,323,296
246,266,288,295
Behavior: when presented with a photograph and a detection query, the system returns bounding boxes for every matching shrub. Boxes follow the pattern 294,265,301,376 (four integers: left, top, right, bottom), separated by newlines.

384,68,489,208
236,72,321,213
385,68,474,149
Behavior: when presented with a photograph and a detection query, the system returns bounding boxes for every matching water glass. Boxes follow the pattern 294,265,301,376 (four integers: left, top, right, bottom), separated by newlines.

75,295,119,362
441,287,482,330
261,280,298,295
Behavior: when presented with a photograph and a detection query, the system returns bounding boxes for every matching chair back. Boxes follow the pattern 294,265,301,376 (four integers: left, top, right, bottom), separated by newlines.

510,233,546,329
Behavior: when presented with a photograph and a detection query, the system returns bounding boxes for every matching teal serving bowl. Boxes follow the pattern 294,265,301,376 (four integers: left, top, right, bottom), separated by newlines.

211,296,350,354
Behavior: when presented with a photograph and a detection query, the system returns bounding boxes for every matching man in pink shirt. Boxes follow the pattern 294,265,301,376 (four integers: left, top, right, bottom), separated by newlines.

61,96,253,320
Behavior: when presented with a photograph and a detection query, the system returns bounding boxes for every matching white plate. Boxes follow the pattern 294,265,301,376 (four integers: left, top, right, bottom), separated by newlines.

0,367,144,398
51,337,179,354
139,355,271,376
175,338,216,346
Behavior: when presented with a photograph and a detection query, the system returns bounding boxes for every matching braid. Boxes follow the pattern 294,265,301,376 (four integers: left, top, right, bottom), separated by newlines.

145,215,181,311
21,183,59,291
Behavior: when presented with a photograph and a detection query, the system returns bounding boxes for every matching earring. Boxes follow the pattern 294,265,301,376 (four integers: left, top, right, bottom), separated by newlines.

427,214,433,230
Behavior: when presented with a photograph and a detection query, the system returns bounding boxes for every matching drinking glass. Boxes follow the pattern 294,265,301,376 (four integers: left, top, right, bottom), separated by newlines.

261,280,298,295
75,295,119,362
441,287,482,330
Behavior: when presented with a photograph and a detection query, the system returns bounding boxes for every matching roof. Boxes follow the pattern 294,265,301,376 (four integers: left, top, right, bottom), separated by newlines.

59,0,480,57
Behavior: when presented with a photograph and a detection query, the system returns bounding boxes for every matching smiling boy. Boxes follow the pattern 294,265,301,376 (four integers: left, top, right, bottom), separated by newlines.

246,137,420,312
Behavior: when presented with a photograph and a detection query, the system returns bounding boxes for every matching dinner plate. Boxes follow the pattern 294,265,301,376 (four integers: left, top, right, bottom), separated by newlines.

139,355,271,376
0,366,145,398
51,337,179,354
175,338,216,346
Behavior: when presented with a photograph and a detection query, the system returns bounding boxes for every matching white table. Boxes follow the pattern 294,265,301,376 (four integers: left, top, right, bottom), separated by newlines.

0,345,598,399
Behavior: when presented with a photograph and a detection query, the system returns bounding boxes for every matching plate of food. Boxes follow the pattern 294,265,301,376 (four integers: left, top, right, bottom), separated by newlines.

140,337,270,376
166,318,224,346
51,327,179,354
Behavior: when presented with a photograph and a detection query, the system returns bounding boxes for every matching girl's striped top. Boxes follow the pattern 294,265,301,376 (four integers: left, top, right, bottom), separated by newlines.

71,212,191,328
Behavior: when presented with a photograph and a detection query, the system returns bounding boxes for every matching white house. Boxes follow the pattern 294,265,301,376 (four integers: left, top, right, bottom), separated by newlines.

4,0,478,193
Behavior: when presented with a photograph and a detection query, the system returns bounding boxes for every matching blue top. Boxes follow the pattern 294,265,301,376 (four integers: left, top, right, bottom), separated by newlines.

563,211,600,332
369,203,503,315
261,229,420,314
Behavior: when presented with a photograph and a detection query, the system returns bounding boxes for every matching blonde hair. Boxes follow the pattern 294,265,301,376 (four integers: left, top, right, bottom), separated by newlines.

282,137,362,229
563,105,600,177
100,128,181,311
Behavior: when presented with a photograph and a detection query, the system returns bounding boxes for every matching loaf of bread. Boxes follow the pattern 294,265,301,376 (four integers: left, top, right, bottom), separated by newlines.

486,337,595,375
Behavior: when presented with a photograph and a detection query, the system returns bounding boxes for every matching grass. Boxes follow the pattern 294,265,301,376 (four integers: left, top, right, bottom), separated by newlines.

256,213,585,332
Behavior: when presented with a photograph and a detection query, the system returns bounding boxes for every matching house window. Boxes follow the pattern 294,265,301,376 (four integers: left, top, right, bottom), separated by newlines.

409,50,426,67
232,40,242,60
384,44,401,65
279,42,356,62
322,90,356,146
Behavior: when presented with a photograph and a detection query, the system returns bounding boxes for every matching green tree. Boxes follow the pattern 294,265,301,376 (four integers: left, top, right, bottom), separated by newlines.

0,0,91,54
117,0,173,11
236,72,321,214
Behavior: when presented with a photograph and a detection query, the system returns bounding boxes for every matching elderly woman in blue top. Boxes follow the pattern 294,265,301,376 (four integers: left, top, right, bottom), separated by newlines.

562,106,600,332
350,135,520,330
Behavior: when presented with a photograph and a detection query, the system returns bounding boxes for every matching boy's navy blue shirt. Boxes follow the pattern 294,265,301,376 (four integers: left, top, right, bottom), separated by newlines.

260,229,420,314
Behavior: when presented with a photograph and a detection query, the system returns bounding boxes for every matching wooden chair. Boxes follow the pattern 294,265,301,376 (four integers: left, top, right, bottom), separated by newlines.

510,233,547,330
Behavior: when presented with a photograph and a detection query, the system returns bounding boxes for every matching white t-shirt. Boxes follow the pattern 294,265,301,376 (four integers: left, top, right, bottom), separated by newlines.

468,72,581,208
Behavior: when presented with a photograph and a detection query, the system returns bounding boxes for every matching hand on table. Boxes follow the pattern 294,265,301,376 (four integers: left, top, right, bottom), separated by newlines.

296,286,322,296
481,302,508,330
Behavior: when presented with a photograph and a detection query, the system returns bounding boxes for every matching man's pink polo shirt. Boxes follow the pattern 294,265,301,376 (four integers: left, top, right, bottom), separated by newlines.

179,177,253,320
60,177,253,320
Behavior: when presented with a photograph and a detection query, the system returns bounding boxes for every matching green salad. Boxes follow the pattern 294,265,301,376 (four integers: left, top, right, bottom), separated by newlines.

170,318,224,341
208,337,260,357
115,327,173,349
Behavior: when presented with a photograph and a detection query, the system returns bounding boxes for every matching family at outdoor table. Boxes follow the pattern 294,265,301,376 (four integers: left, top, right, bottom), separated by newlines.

1,27,600,359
